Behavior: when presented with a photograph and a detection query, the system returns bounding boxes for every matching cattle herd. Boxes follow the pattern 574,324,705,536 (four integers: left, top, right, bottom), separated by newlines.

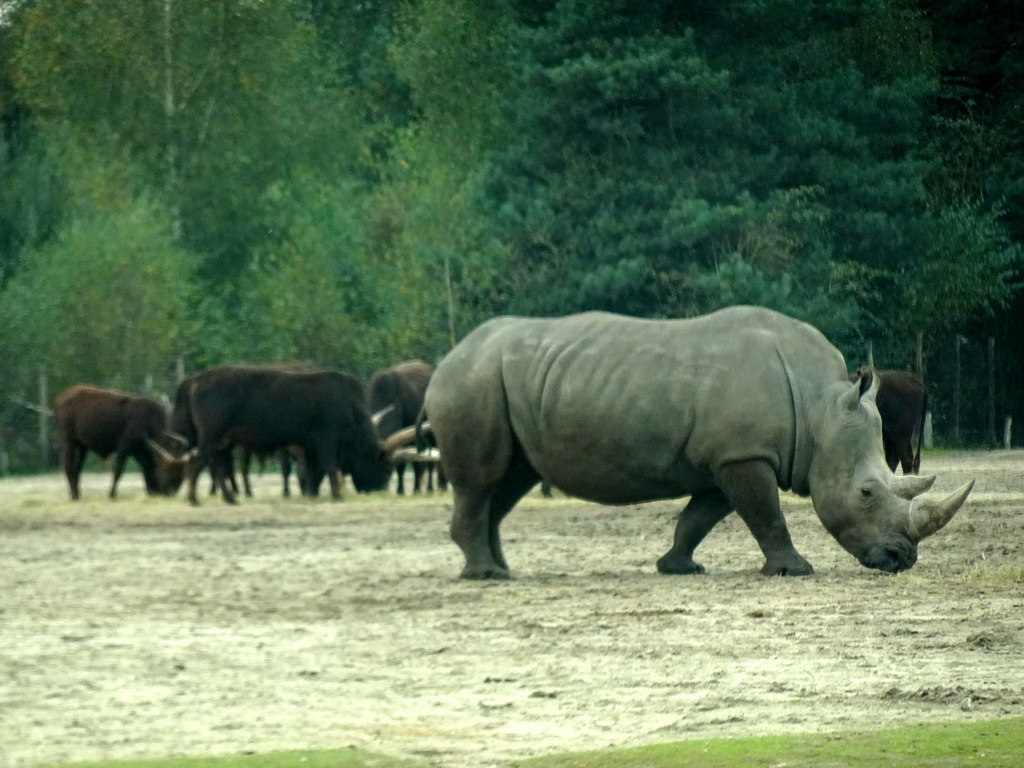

54,359,442,506
53,308,962,580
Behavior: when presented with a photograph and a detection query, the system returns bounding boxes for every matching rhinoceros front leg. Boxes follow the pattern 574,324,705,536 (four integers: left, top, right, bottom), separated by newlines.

717,459,814,576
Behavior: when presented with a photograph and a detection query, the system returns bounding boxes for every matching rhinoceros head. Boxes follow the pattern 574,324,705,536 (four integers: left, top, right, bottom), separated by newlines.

807,370,973,573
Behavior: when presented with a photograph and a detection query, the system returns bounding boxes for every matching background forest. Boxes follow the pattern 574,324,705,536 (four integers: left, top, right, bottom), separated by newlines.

0,0,1022,470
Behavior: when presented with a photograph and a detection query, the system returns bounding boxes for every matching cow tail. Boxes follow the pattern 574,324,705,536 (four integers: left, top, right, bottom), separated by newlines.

913,387,928,474
414,406,430,453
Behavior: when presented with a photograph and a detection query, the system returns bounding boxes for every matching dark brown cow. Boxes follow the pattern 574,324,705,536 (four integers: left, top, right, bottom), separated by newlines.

369,360,445,494
54,384,185,500
875,369,928,474
172,365,406,505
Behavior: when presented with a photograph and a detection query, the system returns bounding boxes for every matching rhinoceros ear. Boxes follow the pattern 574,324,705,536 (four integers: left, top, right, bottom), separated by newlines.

841,367,877,411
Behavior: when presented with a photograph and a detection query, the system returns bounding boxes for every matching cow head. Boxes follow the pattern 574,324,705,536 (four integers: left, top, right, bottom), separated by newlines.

146,435,189,496
806,369,973,573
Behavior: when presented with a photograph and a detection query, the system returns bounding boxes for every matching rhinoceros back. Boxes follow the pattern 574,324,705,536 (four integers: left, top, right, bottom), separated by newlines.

427,307,847,504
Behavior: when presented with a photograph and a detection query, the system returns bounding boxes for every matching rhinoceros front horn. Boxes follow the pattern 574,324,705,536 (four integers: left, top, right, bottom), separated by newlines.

908,480,975,541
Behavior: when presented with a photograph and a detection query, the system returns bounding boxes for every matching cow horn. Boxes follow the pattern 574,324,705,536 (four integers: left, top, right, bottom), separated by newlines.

146,438,180,464
371,405,395,427
163,430,190,447
381,425,418,453
391,447,442,463
907,480,974,541
890,474,936,500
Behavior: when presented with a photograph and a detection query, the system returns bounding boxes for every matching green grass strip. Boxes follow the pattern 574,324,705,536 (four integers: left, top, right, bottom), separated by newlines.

33,718,1024,768
514,718,1024,767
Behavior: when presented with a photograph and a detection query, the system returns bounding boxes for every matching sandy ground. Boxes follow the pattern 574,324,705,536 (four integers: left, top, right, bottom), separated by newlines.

1,452,1023,768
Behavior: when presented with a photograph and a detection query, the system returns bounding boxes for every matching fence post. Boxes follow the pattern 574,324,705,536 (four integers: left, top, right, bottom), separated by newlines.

988,337,997,447
1004,416,1013,450
915,332,924,379
38,367,49,466
953,335,963,446
924,412,933,449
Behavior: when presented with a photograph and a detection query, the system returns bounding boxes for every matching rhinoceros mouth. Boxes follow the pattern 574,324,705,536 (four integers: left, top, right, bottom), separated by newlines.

860,542,918,573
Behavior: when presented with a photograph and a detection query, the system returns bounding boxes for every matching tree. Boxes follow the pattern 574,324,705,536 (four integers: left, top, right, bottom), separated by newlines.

15,0,361,279
0,195,196,398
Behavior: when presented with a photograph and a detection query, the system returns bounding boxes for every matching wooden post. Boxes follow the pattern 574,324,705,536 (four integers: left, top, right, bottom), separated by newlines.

924,412,933,449
953,335,962,446
866,341,874,369
988,336,997,447
915,332,925,379
38,367,49,466
175,356,186,384
1004,416,1013,450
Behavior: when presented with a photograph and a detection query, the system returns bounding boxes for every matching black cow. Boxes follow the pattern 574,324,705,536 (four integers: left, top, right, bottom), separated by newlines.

875,369,928,474
54,384,186,500
369,360,445,493
172,365,405,505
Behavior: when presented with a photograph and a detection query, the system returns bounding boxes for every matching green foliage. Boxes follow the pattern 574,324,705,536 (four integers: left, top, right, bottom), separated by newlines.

234,180,381,373
898,199,1022,331
15,0,362,279
0,128,63,284
0,0,1023,459
0,193,195,398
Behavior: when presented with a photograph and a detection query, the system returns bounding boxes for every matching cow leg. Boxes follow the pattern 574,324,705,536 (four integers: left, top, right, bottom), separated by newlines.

897,441,914,475
63,443,86,500
109,451,129,499
656,488,733,575
716,459,813,576
412,461,425,493
241,447,254,497
395,462,406,495
136,448,160,495
882,435,900,473
280,451,292,497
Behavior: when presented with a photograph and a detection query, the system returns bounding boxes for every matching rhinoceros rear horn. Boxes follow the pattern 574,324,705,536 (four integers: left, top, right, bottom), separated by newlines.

890,473,936,500
908,480,975,541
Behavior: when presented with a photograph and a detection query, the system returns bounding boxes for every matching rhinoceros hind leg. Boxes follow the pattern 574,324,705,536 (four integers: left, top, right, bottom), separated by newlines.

451,452,540,580
657,488,733,575
716,460,814,577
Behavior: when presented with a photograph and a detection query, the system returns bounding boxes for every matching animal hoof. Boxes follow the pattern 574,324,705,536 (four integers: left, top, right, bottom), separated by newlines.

656,554,706,575
460,565,511,580
761,557,814,577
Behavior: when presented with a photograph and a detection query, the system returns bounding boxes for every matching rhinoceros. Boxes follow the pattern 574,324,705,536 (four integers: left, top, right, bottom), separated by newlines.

424,306,974,579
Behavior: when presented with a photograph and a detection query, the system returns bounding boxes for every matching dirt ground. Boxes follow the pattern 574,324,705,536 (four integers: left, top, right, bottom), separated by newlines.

1,452,1022,768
